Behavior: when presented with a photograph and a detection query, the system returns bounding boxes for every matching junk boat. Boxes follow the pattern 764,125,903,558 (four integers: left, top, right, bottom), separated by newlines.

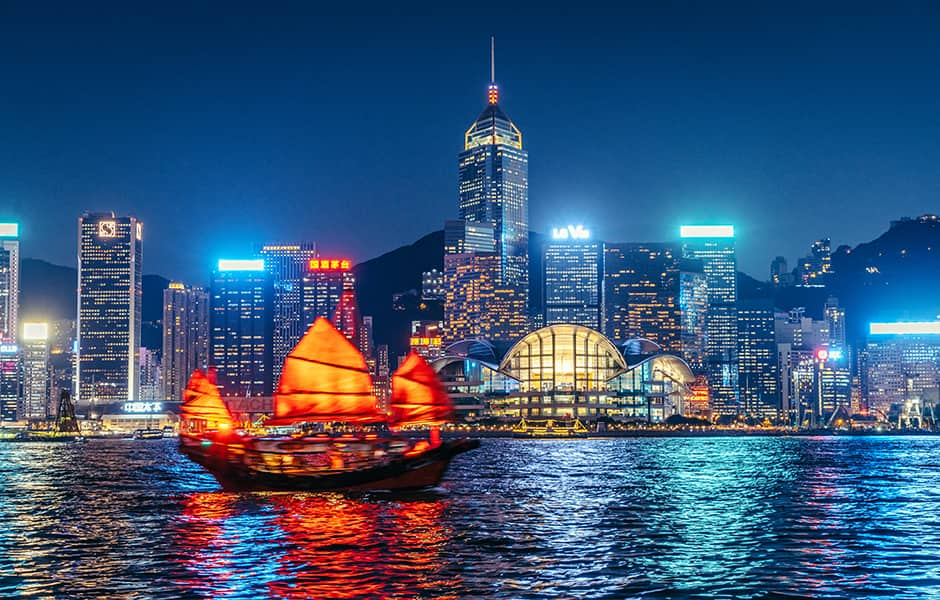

512,417,589,438
179,316,479,491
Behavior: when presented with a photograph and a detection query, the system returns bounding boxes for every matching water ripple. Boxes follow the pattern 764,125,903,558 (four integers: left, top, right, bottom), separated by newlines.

1,437,940,598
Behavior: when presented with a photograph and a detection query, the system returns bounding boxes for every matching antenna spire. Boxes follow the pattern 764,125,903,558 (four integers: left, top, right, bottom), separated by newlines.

490,35,495,83
487,36,499,105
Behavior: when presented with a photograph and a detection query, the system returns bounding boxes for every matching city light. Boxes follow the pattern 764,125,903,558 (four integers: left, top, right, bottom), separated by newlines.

308,258,351,271
679,225,735,238
168,282,185,290
551,225,591,240
869,322,940,335
217,259,265,272
816,349,828,360
22,322,48,341
0,344,17,354
0,223,19,237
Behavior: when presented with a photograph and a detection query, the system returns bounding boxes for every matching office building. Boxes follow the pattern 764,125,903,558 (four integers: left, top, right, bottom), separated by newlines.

77,212,143,407
20,323,49,421
302,258,354,330
209,259,273,397
825,296,846,349
444,252,528,344
865,322,940,415
421,269,446,301
446,40,529,341
139,347,162,401
680,225,738,415
679,263,708,373
258,243,317,381
543,228,603,330
736,300,779,418
604,243,683,352
0,223,19,343
162,283,210,402
410,320,444,360
0,342,16,421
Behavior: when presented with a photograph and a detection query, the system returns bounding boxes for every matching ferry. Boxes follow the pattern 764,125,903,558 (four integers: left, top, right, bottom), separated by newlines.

133,428,165,440
512,418,590,438
179,314,478,492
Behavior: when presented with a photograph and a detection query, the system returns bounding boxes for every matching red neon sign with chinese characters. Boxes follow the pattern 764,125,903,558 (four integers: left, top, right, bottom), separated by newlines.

308,259,351,272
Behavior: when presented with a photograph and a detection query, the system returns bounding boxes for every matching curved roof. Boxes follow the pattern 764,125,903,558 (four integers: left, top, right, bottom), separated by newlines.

499,324,628,386
443,338,499,363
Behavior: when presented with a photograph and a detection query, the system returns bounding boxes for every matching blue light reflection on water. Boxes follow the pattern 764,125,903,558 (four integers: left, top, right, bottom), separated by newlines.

1,437,940,598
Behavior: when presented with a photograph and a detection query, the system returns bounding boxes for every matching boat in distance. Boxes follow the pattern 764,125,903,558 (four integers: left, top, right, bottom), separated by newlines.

179,309,479,492
512,418,589,438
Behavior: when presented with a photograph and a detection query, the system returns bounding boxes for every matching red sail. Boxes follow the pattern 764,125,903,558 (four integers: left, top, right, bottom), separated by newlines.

181,369,233,425
389,352,455,427
272,317,383,424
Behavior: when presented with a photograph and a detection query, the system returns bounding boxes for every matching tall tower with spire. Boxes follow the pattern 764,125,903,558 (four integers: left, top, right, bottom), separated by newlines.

448,37,529,343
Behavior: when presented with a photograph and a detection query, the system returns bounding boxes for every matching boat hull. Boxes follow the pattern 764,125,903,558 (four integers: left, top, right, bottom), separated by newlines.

180,436,479,492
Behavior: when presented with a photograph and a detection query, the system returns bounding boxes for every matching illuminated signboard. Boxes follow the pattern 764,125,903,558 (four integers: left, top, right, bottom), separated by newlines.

136,221,143,241
21,322,48,341
123,402,164,414
217,259,265,272
168,282,185,290
816,349,843,361
0,344,18,354
870,322,940,335
551,225,591,240
98,220,117,238
410,337,442,346
308,259,351,271
0,223,19,238
679,225,735,239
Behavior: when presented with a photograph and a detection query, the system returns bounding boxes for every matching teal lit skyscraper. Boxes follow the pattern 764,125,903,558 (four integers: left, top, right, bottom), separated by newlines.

449,38,529,343
680,225,739,416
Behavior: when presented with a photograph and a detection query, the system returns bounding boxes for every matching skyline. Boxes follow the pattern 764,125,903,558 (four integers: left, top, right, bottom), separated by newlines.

3,5,940,283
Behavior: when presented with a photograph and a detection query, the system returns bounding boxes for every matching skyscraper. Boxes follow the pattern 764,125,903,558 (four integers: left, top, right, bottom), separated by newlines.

680,225,738,416
604,243,682,351
77,212,143,407
0,341,16,421
258,243,317,382
302,257,354,329
444,252,528,344
209,260,273,397
20,322,49,421
736,300,779,418
446,39,529,343
162,283,210,402
0,223,20,343
543,227,604,330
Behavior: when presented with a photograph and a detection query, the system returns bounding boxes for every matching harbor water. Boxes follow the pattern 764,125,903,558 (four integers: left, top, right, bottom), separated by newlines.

1,436,939,598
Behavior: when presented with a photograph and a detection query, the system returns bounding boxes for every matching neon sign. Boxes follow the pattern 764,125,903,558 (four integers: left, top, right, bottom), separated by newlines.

308,259,351,271
98,220,117,238
124,402,163,414
0,223,18,238
870,322,940,335
551,225,590,240
22,323,48,341
0,344,17,354
680,225,734,238
218,259,265,272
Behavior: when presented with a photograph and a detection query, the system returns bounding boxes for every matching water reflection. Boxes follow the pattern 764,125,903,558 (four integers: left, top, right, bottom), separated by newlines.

3,438,940,598
174,492,457,599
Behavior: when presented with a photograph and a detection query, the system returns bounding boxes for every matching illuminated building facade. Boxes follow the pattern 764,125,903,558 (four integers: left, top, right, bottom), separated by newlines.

410,320,444,360
736,300,779,418
679,263,708,373
0,223,19,343
604,243,682,352
680,225,738,415
20,323,49,421
449,44,529,341
0,342,17,420
301,258,354,330
443,252,528,344
258,243,317,382
433,324,694,422
865,323,940,415
543,230,603,330
161,283,209,402
209,260,273,397
444,220,495,254
77,212,143,407
138,347,162,401
421,269,446,301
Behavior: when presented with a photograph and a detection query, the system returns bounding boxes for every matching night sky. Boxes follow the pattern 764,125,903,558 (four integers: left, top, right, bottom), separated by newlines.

2,3,939,283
